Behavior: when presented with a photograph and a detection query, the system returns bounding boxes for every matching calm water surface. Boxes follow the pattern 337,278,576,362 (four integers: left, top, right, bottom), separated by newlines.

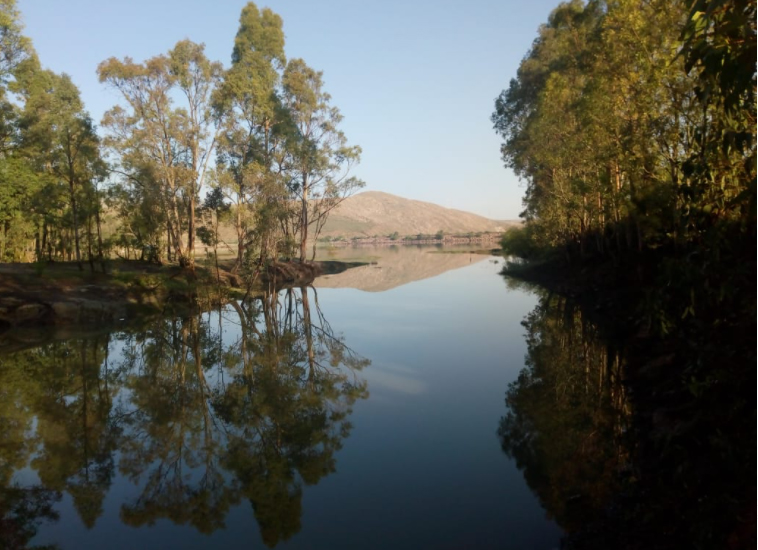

1,247,564,549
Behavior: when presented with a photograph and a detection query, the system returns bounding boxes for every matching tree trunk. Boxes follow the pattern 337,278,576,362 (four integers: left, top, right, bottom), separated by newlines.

87,215,95,273
166,224,172,262
95,194,106,273
299,175,309,263
69,179,83,271
187,189,196,270
234,188,244,273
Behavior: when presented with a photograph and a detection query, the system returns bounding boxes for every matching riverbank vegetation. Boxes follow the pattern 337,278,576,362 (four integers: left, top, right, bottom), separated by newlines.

493,0,754,265
0,1,363,278
493,0,755,402
493,0,755,371
494,0,755,546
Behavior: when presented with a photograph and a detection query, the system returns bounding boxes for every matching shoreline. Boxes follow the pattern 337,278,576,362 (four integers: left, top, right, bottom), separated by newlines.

0,259,365,335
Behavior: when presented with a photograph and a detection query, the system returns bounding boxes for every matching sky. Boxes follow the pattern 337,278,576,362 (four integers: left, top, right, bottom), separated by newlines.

17,0,559,220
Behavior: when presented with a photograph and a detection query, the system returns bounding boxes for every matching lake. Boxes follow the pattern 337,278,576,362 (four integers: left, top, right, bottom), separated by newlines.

1,246,565,549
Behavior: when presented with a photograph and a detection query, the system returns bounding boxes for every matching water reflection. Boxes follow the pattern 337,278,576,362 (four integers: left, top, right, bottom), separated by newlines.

498,293,630,541
500,289,754,549
314,245,489,291
0,287,369,549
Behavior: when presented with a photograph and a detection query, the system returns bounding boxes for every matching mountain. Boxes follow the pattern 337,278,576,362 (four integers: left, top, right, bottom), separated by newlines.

319,191,518,238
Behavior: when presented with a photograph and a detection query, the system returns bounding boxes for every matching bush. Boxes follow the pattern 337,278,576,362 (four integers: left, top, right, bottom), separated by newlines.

500,226,540,259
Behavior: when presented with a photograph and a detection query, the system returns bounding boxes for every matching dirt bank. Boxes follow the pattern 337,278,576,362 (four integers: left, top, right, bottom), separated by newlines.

0,259,363,330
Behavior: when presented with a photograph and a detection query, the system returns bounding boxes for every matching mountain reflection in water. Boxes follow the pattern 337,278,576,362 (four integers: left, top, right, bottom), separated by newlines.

0,286,368,549
315,245,489,291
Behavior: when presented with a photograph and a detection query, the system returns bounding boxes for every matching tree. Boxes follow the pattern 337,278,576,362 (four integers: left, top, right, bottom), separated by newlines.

98,40,221,268
0,0,33,90
491,0,707,259
0,1,38,262
19,70,104,270
197,185,230,282
168,40,223,268
214,1,287,272
281,58,364,262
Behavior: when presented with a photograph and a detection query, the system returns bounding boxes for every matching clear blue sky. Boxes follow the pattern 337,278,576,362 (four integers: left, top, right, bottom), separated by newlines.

17,0,558,220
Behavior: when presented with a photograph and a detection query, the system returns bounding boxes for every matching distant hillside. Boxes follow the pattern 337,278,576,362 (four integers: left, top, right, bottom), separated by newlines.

320,191,518,238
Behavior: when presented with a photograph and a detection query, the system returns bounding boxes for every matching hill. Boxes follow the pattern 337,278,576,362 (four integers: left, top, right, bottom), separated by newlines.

319,191,518,238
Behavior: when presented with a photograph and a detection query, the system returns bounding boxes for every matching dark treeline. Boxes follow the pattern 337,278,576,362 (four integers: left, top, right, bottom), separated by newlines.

0,1,363,273
494,2,755,546
0,286,368,548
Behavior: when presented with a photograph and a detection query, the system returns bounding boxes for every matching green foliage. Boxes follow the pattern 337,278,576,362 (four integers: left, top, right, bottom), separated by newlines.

492,0,755,262
98,39,221,268
0,1,110,266
499,226,541,259
496,10,756,545
0,1,362,271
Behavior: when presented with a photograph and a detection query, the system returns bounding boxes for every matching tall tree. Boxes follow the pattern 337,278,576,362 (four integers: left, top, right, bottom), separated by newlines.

168,40,223,268
282,58,364,262
99,41,221,268
0,0,37,262
19,70,104,269
492,0,713,259
214,1,287,272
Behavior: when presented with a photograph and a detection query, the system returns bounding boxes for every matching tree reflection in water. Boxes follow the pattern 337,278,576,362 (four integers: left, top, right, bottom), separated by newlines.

499,292,630,540
0,286,369,548
217,287,369,546
500,288,754,549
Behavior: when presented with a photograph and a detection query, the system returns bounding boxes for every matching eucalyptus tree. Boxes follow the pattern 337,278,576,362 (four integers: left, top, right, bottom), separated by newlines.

282,59,364,262
105,168,167,261
0,0,37,261
492,0,705,259
197,185,230,281
0,0,32,82
19,69,104,269
0,154,42,260
0,0,32,157
680,0,756,235
214,1,288,272
168,40,224,267
98,41,222,268
492,0,600,255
